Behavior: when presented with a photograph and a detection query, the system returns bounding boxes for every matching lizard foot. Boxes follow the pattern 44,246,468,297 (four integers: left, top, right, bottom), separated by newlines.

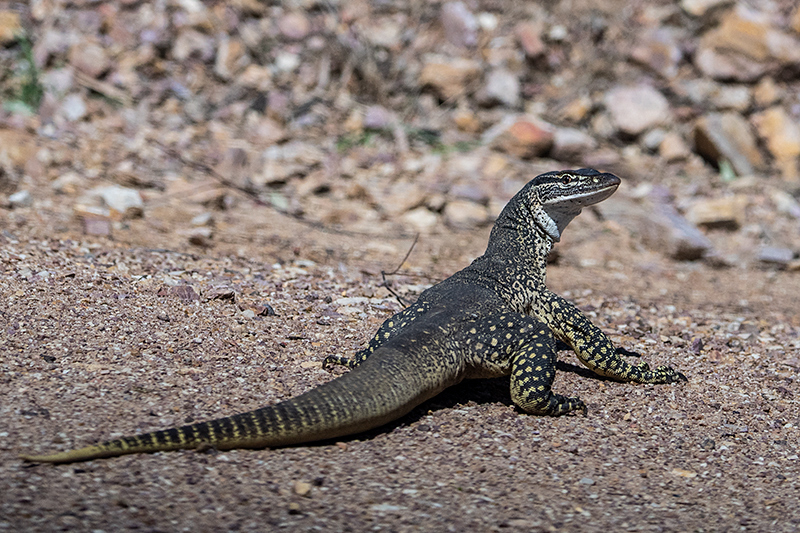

322,355,353,370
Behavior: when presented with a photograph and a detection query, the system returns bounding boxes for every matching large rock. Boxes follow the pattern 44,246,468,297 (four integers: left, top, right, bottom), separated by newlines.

604,85,671,136
602,190,713,261
693,113,764,176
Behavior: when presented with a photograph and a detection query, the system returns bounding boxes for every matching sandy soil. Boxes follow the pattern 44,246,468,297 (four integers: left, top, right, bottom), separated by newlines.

2,206,799,533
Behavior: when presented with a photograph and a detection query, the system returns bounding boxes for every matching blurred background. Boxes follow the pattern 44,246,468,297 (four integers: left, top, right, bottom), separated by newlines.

1,0,799,269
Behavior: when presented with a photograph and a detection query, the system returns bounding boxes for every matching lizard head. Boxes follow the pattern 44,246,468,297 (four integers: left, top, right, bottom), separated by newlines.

527,168,621,242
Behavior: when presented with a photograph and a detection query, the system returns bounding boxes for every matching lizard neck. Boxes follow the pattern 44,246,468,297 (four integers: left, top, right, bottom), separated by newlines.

474,201,553,307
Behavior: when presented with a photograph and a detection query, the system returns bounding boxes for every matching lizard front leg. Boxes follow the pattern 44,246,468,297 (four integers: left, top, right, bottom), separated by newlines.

460,313,586,416
541,291,686,384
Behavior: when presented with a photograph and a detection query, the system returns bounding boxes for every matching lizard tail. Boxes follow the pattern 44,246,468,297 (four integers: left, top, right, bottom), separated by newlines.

20,347,457,464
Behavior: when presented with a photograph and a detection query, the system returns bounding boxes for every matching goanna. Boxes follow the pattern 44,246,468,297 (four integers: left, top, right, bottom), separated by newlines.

21,168,686,464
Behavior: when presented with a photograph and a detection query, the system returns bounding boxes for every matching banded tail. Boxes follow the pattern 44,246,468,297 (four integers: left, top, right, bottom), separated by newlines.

20,347,459,464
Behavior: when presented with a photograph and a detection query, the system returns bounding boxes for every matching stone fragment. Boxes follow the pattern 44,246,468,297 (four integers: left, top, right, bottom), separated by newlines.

254,142,325,187
562,96,592,122
68,42,110,78
630,27,683,79
191,212,214,226
51,172,85,195
84,185,144,219
551,127,597,161
402,207,438,233
515,21,544,58
173,29,215,62
604,85,671,136
712,85,750,111
483,116,554,159
693,113,763,176
187,227,213,247
0,129,38,168
364,17,402,48
0,10,21,44
450,182,489,204
680,0,731,17
237,64,272,90
8,190,32,208
793,5,800,33
441,2,478,48
60,94,87,122
752,107,800,179
443,199,489,229
695,6,800,81
771,190,800,219
274,51,300,73
659,132,691,162
419,56,482,100
479,68,520,108
452,108,481,133
757,246,794,268
214,36,248,80
642,129,666,151
685,196,747,230
382,181,427,217
74,205,113,236
278,12,310,41
363,105,393,130
694,47,765,82
602,191,713,260
752,78,780,107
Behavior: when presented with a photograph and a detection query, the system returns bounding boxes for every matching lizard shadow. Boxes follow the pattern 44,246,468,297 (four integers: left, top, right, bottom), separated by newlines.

298,359,606,449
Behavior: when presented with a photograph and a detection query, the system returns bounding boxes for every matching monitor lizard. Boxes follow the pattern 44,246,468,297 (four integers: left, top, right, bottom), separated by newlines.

20,168,686,464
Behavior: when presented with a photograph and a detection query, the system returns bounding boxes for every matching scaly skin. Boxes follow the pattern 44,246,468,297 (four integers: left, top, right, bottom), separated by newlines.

20,168,686,464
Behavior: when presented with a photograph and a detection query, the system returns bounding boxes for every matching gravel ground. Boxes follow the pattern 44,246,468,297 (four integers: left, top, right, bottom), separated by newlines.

2,212,799,532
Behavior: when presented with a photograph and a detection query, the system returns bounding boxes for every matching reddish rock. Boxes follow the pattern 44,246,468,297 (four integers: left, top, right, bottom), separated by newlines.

485,117,554,159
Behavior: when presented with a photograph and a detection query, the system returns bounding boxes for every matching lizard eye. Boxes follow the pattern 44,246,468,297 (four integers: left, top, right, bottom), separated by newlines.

561,176,573,184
